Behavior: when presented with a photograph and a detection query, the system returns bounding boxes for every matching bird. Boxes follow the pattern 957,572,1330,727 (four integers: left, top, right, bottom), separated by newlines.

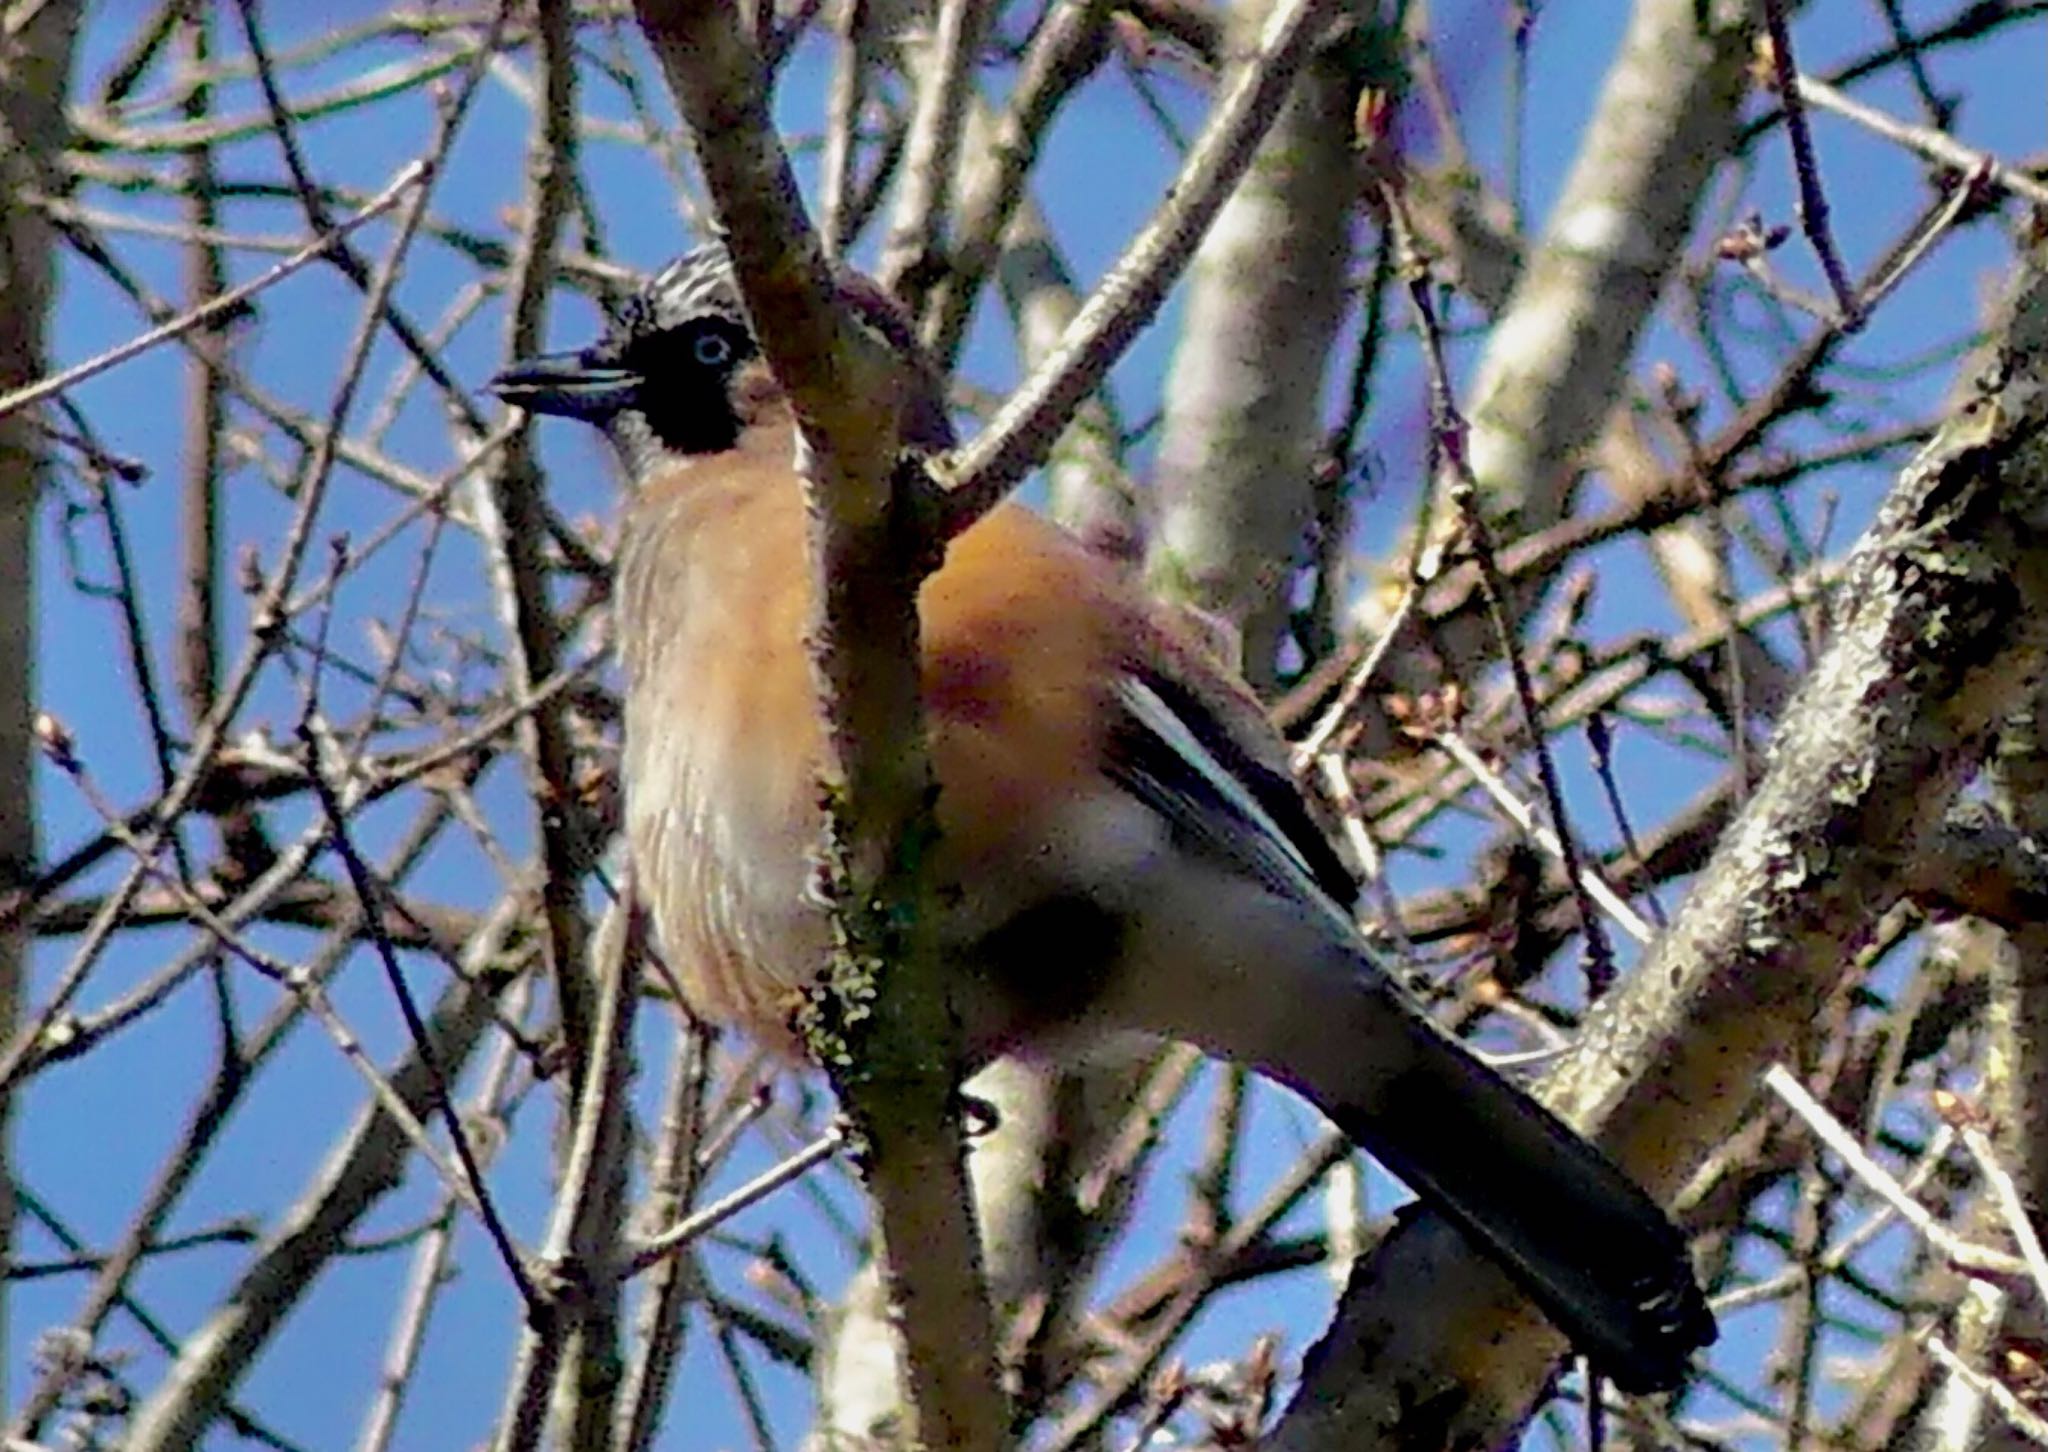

488,244,1717,1393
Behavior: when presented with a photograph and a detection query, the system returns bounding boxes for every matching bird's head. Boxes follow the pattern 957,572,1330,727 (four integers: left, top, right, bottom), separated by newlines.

488,244,952,476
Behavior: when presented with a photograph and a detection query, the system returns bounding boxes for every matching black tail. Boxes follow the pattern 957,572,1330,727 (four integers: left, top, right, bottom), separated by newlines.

1327,1009,1716,1393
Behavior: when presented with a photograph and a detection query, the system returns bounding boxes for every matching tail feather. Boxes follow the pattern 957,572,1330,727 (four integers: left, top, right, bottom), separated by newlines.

1089,859,1715,1391
1327,1004,1716,1393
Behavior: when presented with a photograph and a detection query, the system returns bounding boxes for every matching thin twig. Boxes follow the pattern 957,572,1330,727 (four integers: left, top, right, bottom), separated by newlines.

879,0,995,302
1042,1130,1351,1452
1792,68,2048,208
0,161,426,422
355,977,533,1452
930,0,1343,531
1760,1,1861,327
1292,572,1429,771
615,1020,716,1452
922,0,1116,363
1925,1332,2048,1447
298,733,538,1308
1957,1121,2048,1318
1764,1065,2028,1281
1382,180,1618,993
819,0,870,256
1584,714,1670,931
495,892,645,1452
1433,730,1656,947
625,1129,845,1278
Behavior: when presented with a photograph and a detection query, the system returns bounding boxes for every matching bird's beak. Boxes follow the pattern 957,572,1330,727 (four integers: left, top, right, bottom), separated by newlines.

487,348,641,422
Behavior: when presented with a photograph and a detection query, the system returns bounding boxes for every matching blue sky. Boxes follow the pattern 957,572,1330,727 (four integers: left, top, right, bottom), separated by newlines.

16,3,2045,1448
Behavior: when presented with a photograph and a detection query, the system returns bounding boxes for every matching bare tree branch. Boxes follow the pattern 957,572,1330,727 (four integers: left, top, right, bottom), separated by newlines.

632,4,1008,1445
0,4,84,1412
1278,239,2048,1450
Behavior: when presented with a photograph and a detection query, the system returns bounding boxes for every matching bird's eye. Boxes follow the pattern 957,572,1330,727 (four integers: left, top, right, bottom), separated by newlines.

692,331,733,367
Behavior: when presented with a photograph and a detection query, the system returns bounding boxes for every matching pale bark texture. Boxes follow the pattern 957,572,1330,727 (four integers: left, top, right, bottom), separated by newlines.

998,199,1139,558
1147,0,1360,687
0,0,82,1413
1458,0,1756,535
1278,243,2048,1449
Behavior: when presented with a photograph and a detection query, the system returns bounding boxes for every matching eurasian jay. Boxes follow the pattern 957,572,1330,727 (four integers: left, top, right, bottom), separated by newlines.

489,245,1715,1393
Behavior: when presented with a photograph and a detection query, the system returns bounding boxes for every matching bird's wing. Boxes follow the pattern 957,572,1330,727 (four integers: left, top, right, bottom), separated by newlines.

1103,659,1358,916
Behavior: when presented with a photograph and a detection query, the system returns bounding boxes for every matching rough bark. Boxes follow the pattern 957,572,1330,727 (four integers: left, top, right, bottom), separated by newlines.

1146,0,1360,687
0,0,84,1411
1459,0,1756,536
1277,241,2048,1449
